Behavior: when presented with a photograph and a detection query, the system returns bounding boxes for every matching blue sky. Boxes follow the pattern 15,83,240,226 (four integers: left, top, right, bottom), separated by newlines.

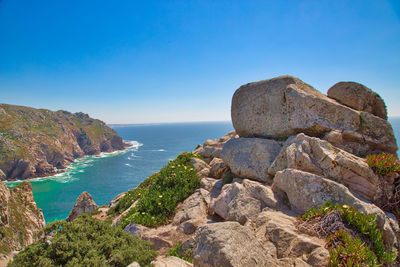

1,0,400,123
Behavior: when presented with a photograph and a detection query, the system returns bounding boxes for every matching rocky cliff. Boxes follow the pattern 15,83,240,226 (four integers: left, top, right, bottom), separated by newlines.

107,76,399,266
0,104,128,180
8,76,400,266
0,181,45,256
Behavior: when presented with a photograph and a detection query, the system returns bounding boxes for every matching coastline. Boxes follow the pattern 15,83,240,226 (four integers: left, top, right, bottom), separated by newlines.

4,141,141,187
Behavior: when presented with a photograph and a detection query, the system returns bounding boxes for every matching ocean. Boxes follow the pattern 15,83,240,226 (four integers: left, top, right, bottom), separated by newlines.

5,119,400,223
6,122,234,223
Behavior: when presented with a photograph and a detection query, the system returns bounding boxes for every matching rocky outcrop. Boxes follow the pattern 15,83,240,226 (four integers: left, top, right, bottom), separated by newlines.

194,221,277,267
327,81,387,120
104,75,399,266
194,131,237,160
269,133,380,201
254,210,329,265
0,104,129,181
173,190,209,234
221,138,282,183
66,191,97,222
273,168,398,247
210,179,277,224
0,181,45,255
231,75,397,155
151,256,193,267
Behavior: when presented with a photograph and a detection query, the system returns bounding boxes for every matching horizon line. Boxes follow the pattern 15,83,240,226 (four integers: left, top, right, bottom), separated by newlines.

107,120,232,126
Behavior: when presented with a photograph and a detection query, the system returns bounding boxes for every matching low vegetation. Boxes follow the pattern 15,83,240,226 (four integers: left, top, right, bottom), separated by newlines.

366,152,400,223
9,214,157,267
300,201,398,266
108,152,202,228
166,242,193,263
366,152,400,176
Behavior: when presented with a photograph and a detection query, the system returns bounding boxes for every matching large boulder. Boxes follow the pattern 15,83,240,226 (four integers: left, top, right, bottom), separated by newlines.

208,158,228,179
273,169,398,247
210,179,277,224
221,138,282,183
194,221,277,267
269,133,380,202
327,81,387,120
151,256,193,267
194,131,237,159
231,75,397,155
66,191,97,221
254,210,328,265
173,190,208,234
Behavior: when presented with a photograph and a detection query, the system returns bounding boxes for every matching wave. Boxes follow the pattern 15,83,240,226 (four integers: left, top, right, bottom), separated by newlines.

4,140,143,186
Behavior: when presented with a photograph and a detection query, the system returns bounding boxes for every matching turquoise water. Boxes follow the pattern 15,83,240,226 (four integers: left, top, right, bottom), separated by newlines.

6,122,234,223
5,119,400,223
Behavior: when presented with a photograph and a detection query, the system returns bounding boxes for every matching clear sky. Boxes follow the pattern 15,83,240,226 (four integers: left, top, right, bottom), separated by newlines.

1,0,400,124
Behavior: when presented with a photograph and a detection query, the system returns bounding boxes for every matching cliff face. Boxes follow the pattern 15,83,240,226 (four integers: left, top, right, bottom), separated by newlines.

0,181,45,255
0,104,128,180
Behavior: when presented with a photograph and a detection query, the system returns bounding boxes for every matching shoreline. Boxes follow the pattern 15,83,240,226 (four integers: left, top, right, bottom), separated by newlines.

3,140,141,186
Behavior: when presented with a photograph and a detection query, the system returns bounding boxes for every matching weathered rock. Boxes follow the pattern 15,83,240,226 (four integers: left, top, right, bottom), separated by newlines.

194,131,237,159
273,168,398,247
173,190,208,234
189,158,209,173
307,247,330,267
8,160,36,180
208,158,228,179
151,256,193,267
269,133,380,201
108,192,127,209
210,179,277,224
277,258,311,267
254,210,327,263
126,262,141,267
144,235,173,250
0,181,45,254
0,169,5,180
221,138,282,183
112,199,138,226
66,191,97,222
124,223,148,237
231,75,397,154
194,221,276,266
327,81,387,120
196,167,210,178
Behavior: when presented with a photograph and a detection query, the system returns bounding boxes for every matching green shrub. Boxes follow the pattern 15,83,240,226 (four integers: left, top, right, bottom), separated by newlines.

366,153,400,175
222,171,233,185
327,230,377,266
300,201,398,265
9,214,157,267
115,152,201,228
166,242,193,263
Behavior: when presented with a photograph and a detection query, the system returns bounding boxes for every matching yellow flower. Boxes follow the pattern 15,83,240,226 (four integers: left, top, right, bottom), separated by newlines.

158,202,161,206
342,205,349,209
141,212,145,215
159,195,163,198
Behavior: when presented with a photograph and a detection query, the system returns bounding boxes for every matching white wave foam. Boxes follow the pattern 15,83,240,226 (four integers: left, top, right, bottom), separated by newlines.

4,140,143,186
125,163,132,167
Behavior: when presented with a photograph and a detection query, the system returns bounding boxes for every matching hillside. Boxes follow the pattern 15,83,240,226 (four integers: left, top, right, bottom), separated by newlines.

0,181,45,256
5,76,400,266
0,104,128,180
